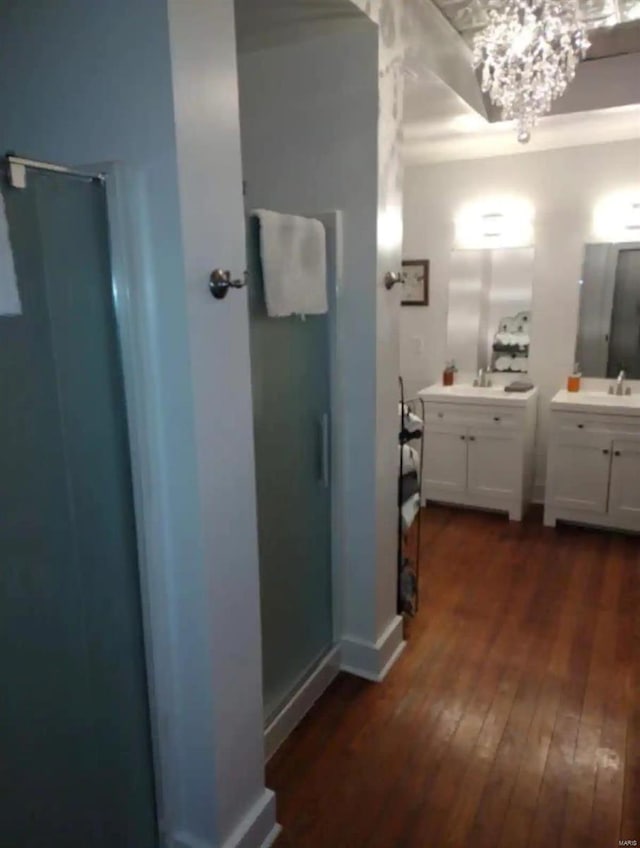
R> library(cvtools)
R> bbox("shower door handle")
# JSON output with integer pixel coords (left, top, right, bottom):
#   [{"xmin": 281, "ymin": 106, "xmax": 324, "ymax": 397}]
[{"xmin": 320, "ymin": 413, "xmax": 330, "ymax": 489}]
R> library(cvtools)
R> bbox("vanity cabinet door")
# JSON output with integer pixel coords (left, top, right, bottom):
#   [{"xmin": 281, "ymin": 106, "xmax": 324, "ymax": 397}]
[
  {"xmin": 547, "ymin": 433, "xmax": 612, "ymax": 513},
  {"xmin": 466, "ymin": 428, "xmax": 520, "ymax": 498},
  {"xmin": 423, "ymin": 423, "xmax": 468, "ymax": 493},
  {"xmin": 608, "ymin": 438, "xmax": 640, "ymax": 528}
]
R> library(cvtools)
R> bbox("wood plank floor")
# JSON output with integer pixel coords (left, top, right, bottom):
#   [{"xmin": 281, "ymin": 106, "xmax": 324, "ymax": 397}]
[{"xmin": 269, "ymin": 506, "xmax": 640, "ymax": 848}]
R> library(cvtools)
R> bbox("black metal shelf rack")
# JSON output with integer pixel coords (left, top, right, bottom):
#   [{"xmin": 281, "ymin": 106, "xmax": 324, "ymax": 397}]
[{"xmin": 397, "ymin": 377, "xmax": 425, "ymax": 617}]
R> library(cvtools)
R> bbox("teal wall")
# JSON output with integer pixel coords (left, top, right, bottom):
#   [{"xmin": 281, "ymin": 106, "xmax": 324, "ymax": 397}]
[
  {"xmin": 0, "ymin": 0, "xmax": 201, "ymax": 588},
  {"xmin": 0, "ymin": 0, "xmax": 203, "ymax": 835}
]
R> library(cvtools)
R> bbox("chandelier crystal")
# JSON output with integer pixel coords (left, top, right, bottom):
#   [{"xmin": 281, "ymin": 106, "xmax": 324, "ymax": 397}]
[{"xmin": 472, "ymin": 0, "xmax": 590, "ymax": 143}]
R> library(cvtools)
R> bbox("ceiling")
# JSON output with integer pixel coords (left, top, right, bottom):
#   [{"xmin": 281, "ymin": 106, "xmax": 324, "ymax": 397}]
[
  {"xmin": 235, "ymin": 0, "xmax": 368, "ymax": 53},
  {"xmin": 404, "ymin": 87, "xmax": 640, "ymax": 162},
  {"xmin": 430, "ymin": 0, "xmax": 640, "ymax": 47},
  {"xmin": 404, "ymin": 0, "xmax": 640, "ymax": 162},
  {"xmin": 233, "ymin": 0, "xmax": 640, "ymax": 162}
]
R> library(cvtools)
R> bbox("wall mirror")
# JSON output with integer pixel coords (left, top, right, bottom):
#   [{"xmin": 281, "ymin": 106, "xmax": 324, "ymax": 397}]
[
  {"xmin": 446, "ymin": 247, "xmax": 534, "ymax": 375},
  {"xmin": 576, "ymin": 242, "xmax": 640, "ymax": 379}
]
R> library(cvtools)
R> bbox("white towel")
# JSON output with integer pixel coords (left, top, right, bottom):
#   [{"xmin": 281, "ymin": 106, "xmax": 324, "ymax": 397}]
[
  {"xmin": 495, "ymin": 355, "xmax": 529, "ymax": 372},
  {"xmin": 0, "ymin": 193, "xmax": 21, "ymax": 316},
  {"xmin": 400, "ymin": 444, "xmax": 420, "ymax": 475},
  {"xmin": 253, "ymin": 210, "xmax": 327, "ymax": 318},
  {"xmin": 399, "ymin": 404, "xmax": 423, "ymax": 435},
  {"xmin": 402, "ymin": 493, "xmax": 420, "ymax": 532}
]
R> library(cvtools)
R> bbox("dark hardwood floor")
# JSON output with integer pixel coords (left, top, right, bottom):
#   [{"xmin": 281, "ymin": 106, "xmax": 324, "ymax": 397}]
[{"xmin": 269, "ymin": 506, "xmax": 640, "ymax": 848}]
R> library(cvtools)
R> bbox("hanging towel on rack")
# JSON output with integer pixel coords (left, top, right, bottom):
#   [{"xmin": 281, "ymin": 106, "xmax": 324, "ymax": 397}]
[
  {"xmin": 0, "ymin": 193, "xmax": 21, "ymax": 316},
  {"xmin": 252, "ymin": 209, "xmax": 328, "ymax": 318}
]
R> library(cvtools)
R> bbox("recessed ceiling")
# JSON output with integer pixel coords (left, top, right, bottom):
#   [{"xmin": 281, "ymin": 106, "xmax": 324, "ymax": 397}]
[
  {"xmin": 404, "ymin": 0, "xmax": 640, "ymax": 162},
  {"xmin": 430, "ymin": 0, "xmax": 640, "ymax": 47},
  {"xmin": 404, "ymin": 84, "xmax": 640, "ymax": 162}
]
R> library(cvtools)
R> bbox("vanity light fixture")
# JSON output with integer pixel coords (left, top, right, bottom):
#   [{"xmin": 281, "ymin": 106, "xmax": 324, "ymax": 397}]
[
  {"xmin": 455, "ymin": 198, "xmax": 535, "ymax": 250},
  {"xmin": 592, "ymin": 191, "xmax": 640, "ymax": 241},
  {"xmin": 481, "ymin": 213, "xmax": 505, "ymax": 238},
  {"xmin": 473, "ymin": 0, "xmax": 590, "ymax": 144},
  {"xmin": 626, "ymin": 202, "xmax": 640, "ymax": 231}
]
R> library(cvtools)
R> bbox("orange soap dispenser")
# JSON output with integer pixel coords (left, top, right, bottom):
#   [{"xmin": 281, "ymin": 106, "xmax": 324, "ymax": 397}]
[
  {"xmin": 443, "ymin": 360, "xmax": 456, "ymax": 386},
  {"xmin": 567, "ymin": 363, "xmax": 581, "ymax": 393}
]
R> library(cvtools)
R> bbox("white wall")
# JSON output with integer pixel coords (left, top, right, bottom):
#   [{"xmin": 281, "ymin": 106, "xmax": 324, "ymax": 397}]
[
  {"xmin": 167, "ymin": 3, "xmax": 275, "ymax": 846},
  {"xmin": 402, "ymin": 138, "xmax": 640, "ymax": 491},
  {"xmin": 0, "ymin": 1, "xmax": 275, "ymax": 846}
]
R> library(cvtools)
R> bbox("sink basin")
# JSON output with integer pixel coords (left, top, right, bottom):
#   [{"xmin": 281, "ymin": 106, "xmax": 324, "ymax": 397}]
[
  {"xmin": 551, "ymin": 389, "xmax": 640, "ymax": 415},
  {"xmin": 442, "ymin": 385, "xmax": 504, "ymax": 395},
  {"xmin": 418, "ymin": 383, "xmax": 537, "ymax": 406}
]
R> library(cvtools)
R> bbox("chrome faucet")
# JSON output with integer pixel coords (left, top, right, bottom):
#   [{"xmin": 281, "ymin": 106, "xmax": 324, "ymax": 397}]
[
  {"xmin": 473, "ymin": 368, "xmax": 492, "ymax": 388},
  {"xmin": 609, "ymin": 369, "xmax": 631, "ymax": 396}
]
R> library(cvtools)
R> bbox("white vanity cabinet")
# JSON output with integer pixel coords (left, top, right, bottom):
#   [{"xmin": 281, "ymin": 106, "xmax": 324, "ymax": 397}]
[
  {"xmin": 545, "ymin": 391, "xmax": 640, "ymax": 532},
  {"xmin": 418, "ymin": 385, "xmax": 539, "ymax": 521}
]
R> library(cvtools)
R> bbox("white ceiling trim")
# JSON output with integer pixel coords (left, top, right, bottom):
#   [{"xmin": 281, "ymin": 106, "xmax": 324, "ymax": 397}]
[{"xmin": 403, "ymin": 104, "xmax": 640, "ymax": 163}]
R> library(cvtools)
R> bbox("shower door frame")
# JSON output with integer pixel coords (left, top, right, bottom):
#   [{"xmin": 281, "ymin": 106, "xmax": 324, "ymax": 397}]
[
  {"xmin": 261, "ymin": 209, "xmax": 348, "ymax": 760},
  {"xmin": 4, "ymin": 155, "xmax": 172, "ymax": 839}
]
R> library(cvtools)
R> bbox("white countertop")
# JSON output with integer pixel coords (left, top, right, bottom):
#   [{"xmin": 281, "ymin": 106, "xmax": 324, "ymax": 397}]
[
  {"xmin": 551, "ymin": 389, "xmax": 640, "ymax": 416},
  {"xmin": 418, "ymin": 383, "xmax": 538, "ymax": 407}
]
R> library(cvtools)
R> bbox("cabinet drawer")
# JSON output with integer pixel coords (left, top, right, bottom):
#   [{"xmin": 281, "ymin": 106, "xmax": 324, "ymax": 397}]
[
  {"xmin": 551, "ymin": 411, "xmax": 640, "ymax": 437},
  {"xmin": 423, "ymin": 402, "xmax": 521, "ymax": 430}
]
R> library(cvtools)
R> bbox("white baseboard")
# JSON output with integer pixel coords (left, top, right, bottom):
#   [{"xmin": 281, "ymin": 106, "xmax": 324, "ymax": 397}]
[
  {"xmin": 258, "ymin": 822, "xmax": 283, "ymax": 848},
  {"xmin": 173, "ymin": 788, "xmax": 279, "ymax": 848},
  {"xmin": 340, "ymin": 615, "xmax": 405, "ymax": 682},
  {"xmin": 264, "ymin": 645, "xmax": 341, "ymax": 762}
]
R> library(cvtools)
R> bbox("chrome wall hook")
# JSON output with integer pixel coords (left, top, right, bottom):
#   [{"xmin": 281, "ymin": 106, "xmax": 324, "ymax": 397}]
[
  {"xmin": 384, "ymin": 271, "xmax": 403, "ymax": 290},
  {"xmin": 209, "ymin": 269, "xmax": 247, "ymax": 300}
]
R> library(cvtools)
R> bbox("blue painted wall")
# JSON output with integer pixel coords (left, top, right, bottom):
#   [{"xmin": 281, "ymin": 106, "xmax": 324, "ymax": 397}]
[
  {"xmin": 0, "ymin": 0, "xmax": 200, "ymax": 576},
  {"xmin": 0, "ymin": 0, "xmax": 203, "ymax": 834}
]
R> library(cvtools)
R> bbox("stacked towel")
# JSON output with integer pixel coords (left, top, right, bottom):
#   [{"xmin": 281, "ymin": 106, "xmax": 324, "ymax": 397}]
[
  {"xmin": 401, "ymin": 493, "xmax": 421, "ymax": 532},
  {"xmin": 0, "ymin": 193, "xmax": 21, "ymax": 316},
  {"xmin": 494, "ymin": 355, "xmax": 529, "ymax": 373},
  {"xmin": 400, "ymin": 444, "xmax": 420, "ymax": 475},
  {"xmin": 252, "ymin": 210, "xmax": 328, "ymax": 318},
  {"xmin": 494, "ymin": 331, "xmax": 530, "ymax": 351},
  {"xmin": 399, "ymin": 404, "xmax": 424, "ymax": 435}
]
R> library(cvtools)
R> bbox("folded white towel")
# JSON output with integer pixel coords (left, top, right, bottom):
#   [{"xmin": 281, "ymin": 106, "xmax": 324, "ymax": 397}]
[
  {"xmin": 0, "ymin": 193, "xmax": 21, "ymax": 316},
  {"xmin": 252, "ymin": 210, "xmax": 328, "ymax": 318},
  {"xmin": 399, "ymin": 404, "xmax": 423, "ymax": 435},
  {"xmin": 400, "ymin": 444, "xmax": 420, "ymax": 475},
  {"xmin": 495, "ymin": 355, "xmax": 529, "ymax": 372},
  {"xmin": 402, "ymin": 493, "xmax": 420, "ymax": 532}
]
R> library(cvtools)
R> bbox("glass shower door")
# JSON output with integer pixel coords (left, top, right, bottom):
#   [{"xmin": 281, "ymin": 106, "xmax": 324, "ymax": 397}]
[
  {"xmin": 247, "ymin": 219, "xmax": 333, "ymax": 721},
  {"xmin": 0, "ymin": 169, "xmax": 156, "ymax": 846}
]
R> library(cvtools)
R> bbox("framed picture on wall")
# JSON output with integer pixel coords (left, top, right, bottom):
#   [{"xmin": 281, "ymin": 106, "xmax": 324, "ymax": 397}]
[{"xmin": 401, "ymin": 260, "xmax": 429, "ymax": 306}]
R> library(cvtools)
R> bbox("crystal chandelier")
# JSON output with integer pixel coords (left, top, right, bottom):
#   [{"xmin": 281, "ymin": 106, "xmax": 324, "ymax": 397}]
[{"xmin": 473, "ymin": 0, "xmax": 590, "ymax": 143}]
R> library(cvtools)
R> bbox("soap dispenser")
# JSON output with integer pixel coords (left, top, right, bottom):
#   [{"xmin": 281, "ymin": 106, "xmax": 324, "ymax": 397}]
[
  {"xmin": 443, "ymin": 360, "xmax": 457, "ymax": 387},
  {"xmin": 567, "ymin": 363, "xmax": 581, "ymax": 393}
]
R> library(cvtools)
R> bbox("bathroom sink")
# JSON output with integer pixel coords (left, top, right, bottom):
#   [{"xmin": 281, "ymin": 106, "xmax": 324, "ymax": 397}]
[
  {"xmin": 441, "ymin": 384, "xmax": 505, "ymax": 396},
  {"xmin": 551, "ymin": 389, "xmax": 640, "ymax": 416},
  {"xmin": 418, "ymin": 383, "xmax": 537, "ymax": 406}
]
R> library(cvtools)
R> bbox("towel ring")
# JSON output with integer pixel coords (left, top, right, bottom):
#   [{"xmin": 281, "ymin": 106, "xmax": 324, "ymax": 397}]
[
  {"xmin": 384, "ymin": 271, "xmax": 403, "ymax": 290},
  {"xmin": 209, "ymin": 269, "xmax": 247, "ymax": 300}
]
